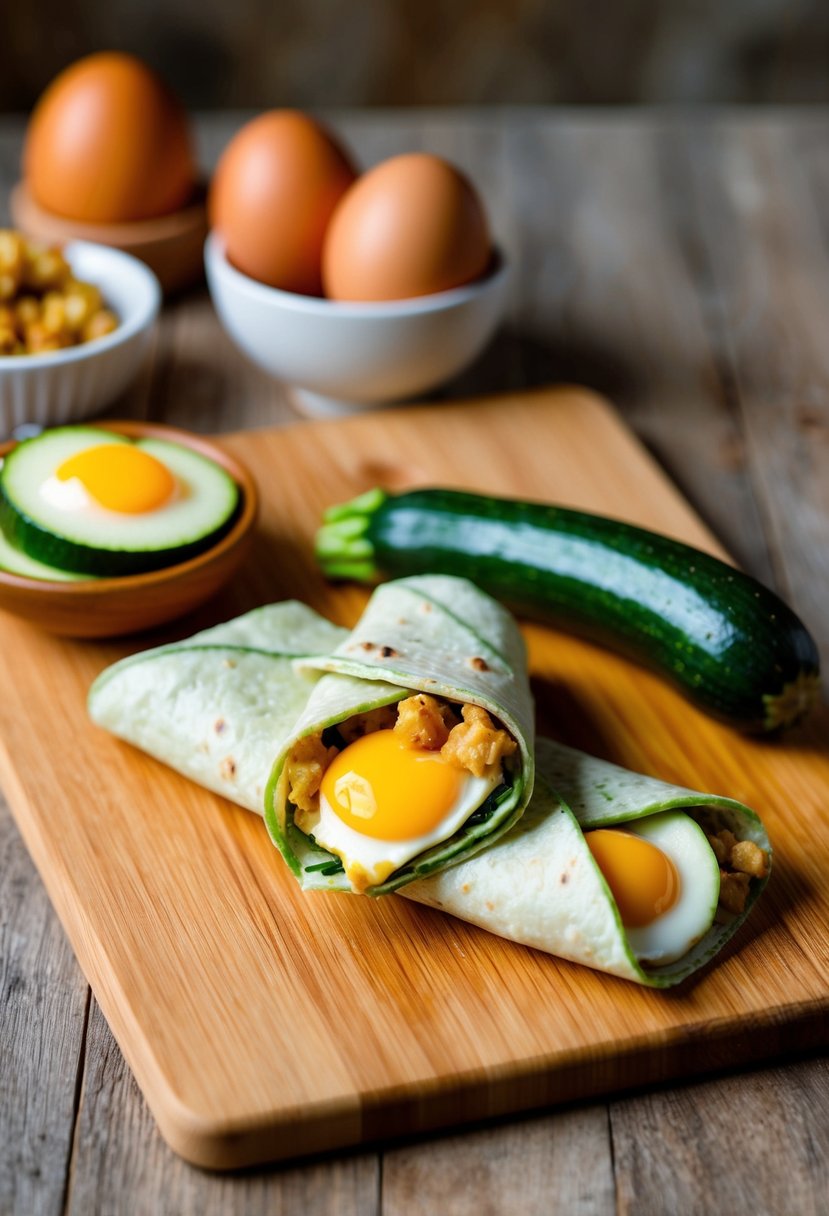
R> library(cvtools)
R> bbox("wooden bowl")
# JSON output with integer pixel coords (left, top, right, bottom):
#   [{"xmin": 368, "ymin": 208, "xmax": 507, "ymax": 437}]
[
  {"xmin": 0, "ymin": 420, "xmax": 258, "ymax": 637},
  {"xmin": 10, "ymin": 182, "xmax": 209, "ymax": 295}
]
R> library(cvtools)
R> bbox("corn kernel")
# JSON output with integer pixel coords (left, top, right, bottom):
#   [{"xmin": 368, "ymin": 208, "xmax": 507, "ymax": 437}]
[
  {"xmin": 0, "ymin": 231, "xmax": 117, "ymax": 356},
  {"xmin": 83, "ymin": 308, "xmax": 118, "ymax": 343}
]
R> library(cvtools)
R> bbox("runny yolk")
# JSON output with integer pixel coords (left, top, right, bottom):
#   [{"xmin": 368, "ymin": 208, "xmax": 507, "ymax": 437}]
[
  {"xmin": 56, "ymin": 444, "xmax": 175, "ymax": 514},
  {"xmin": 585, "ymin": 828, "xmax": 679, "ymax": 928},
  {"xmin": 320, "ymin": 730, "xmax": 462, "ymax": 842}
]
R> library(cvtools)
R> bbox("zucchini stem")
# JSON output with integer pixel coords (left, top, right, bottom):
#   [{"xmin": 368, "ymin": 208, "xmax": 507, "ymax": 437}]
[{"xmin": 315, "ymin": 488, "xmax": 387, "ymax": 580}]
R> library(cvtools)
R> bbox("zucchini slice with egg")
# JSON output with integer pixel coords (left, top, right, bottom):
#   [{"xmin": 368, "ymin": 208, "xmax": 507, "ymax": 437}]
[{"xmin": 0, "ymin": 427, "xmax": 239, "ymax": 576}]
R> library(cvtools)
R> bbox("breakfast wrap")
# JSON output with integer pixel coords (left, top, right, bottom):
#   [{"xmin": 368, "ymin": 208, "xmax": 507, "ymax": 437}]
[
  {"xmin": 90, "ymin": 575, "xmax": 537, "ymax": 895},
  {"xmin": 265, "ymin": 575, "xmax": 535, "ymax": 894},
  {"xmin": 89, "ymin": 586, "xmax": 770, "ymax": 984},
  {"xmin": 87, "ymin": 600, "xmax": 348, "ymax": 815},
  {"xmin": 406, "ymin": 738, "xmax": 771, "ymax": 987}
]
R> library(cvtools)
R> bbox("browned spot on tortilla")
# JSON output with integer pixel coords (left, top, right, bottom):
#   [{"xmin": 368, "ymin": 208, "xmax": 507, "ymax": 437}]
[
  {"xmin": 222, "ymin": 658, "xmax": 237, "ymax": 669},
  {"xmin": 360, "ymin": 641, "xmax": 374, "ymax": 651},
  {"xmin": 560, "ymin": 873, "xmax": 569, "ymax": 884},
  {"xmin": 461, "ymin": 882, "xmax": 471, "ymax": 894},
  {"xmin": 219, "ymin": 757, "xmax": 237, "ymax": 780},
  {"xmin": 485, "ymin": 900, "xmax": 495, "ymax": 911},
  {"xmin": 380, "ymin": 645, "xmax": 399, "ymax": 658},
  {"xmin": 214, "ymin": 718, "xmax": 227, "ymax": 735},
  {"xmin": 420, "ymin": 601, "xmax": 432, "ymax": 613},
  {"xmin": 468, "ymin": 656, "xmax": 490, "ymax": 672}
]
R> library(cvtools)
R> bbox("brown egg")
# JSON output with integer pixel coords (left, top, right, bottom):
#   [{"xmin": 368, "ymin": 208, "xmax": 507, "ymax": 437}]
[
  {"xmin": 24, "ymin": 52, "xmax": 197, "ymax": 224},
  {"xmin": 322, "ymin": 153, "xmax": 491, "ymax": 302},
  {"xmin": 209, "ymin": 111, "xmax": 358, "ymax": 296}
]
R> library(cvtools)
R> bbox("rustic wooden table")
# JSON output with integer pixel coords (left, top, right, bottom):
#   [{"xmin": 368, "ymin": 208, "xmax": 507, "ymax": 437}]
[{"xmin": 1, "ymin": 110, "xmax": 828, "ymax": 1215}]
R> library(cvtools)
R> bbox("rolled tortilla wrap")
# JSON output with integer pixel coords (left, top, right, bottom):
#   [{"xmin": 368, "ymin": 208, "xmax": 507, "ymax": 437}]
[
  {"xmin": 265, "ymin": 575, "xmax": 536, "ymax": 894},
  {"xmin": 87, "ymin": 601, "xmax": 348, "ymax": 814},
  {"xmin": 91, "ymin": 576, "xmax": 536, "ymax": 896},
  {"xmin": 404, "ymin": 738, "xmax": 771, "ymax": 987},
  {"xmin": 89, "ymin": 597, "xmax": 770, "ymax": 984}
]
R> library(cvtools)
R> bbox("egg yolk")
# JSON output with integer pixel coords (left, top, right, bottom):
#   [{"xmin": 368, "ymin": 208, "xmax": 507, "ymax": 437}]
[
  {"xmin": 585, "ymin": 828, "xmax": 679, "ymax": 928},
  {"xmin": 56, "ymin": 444, "xmax": 175, "ymax": 513},
  {"xmin": 320, "ymin": 730, "xmax": 462, "ymax": 842}
]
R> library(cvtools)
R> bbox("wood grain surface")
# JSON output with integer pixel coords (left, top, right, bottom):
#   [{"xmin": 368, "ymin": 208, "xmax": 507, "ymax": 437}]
[
  {"xmin": 1, "ymin": 111, "xmax": 828, "ymax": 1213},
  {"xmin": 0, "ymin": 386, "xmax": 826, "ymax": 1172},
  {"xmin": 4, "ymin": 3, "xmax": 829, "ymax": 110}
]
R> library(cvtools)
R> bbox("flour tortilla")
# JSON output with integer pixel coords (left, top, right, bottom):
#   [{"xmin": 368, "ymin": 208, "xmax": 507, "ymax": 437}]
[
  {"xmin": 90, "ymin": 576, "xmax": 537, "ymax": 895},
  {"xmin": 88, "ymin": 602, "xmax": 347, "ymax": 815},
  {"xmin": 89, "ymin": 595, "xmax": 770, "ymax": 984},
  {"xmin": 405, "ymin": 738, "xmax": 771, "ymax": 987},
  {"xmin": 264, "ymin": 576, "xmax": 536, "ymax": 894}
]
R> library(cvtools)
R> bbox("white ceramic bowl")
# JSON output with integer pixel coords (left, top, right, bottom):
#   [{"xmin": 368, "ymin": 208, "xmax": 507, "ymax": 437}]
[
  {"xmin": 0, "ymin": 241, "xmax": 161, "ymax": 436},
  {"xmin": 204, "ymin": 233, "xmax": 509, "ymax": 416}
]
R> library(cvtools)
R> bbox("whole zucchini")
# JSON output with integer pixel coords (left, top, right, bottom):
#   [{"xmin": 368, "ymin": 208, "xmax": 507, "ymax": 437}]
[{"xmin": 315, "ymin": 488, "xmax": 820, "ymax": 732}]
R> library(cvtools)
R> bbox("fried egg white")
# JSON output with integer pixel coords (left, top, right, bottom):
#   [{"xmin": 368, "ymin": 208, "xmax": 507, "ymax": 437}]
[
  {"xmin": 307, "ymin": 729, "xmax": 502, "ymax": 891},
  {"xmin": 586, "ymin": 811, "xmax": 720, "ymax": 965}
]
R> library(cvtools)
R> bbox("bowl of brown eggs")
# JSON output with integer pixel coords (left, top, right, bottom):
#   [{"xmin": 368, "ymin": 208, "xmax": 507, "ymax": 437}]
[{"xmin": 205, "ymin": 112, "xmax": 509, "ymax": 417}]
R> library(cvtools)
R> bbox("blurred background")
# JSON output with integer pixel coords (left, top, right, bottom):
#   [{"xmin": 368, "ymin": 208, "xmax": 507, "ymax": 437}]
[{"xmin": 4, "ymin": 0, "xmax": 829, "ymax": 110}]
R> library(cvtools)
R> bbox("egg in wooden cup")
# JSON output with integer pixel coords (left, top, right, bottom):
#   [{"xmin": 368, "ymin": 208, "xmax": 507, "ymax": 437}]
[{"xmin": 11, "ymin": 53, "xmax": 207, "ymax": 294}]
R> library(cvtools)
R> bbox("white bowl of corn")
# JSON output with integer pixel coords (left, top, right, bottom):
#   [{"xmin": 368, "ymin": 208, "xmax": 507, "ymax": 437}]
[{"xmin": 0, "ymin": 233, "xmax": 160, "ymax": 435}]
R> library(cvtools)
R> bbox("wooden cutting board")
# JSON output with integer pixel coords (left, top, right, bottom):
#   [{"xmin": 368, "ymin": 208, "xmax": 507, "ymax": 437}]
[{"xmin": 1, "ymin": 387, "xmax": 827, "ymax": 1170}]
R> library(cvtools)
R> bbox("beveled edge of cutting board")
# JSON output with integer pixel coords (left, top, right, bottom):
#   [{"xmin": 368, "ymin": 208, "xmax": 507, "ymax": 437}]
[{"xmin": 150, "ymin": 996, "xmax": 829, "ymax": 1169}]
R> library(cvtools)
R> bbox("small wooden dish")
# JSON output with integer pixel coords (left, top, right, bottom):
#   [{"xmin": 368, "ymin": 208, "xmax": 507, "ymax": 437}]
[
  {"xmin": 0, "ymin": 420, "xmax": 258, "ymax": 637},
  {"xmin": 10, "ymin": 182, "xmax": 209, "ymax": 295}
]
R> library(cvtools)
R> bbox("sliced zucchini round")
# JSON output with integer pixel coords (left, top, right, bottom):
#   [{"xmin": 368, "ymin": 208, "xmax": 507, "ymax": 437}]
[
  {"xmin": 0, "ymin": 521, "xmax": 94, "ymax": 581},
  {"xmin": 0, "ymin": 427, "xmax": 240, "ymax": 576}
]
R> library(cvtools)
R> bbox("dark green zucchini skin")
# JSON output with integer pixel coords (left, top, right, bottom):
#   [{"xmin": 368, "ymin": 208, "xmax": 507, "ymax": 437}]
[
  {"xmin": 0, "ymin": 486, "xmax": 241, "ymax": 577},
  {"xmin": 316, "ymin": 488, "xmax": 820, "ymax": 733}
]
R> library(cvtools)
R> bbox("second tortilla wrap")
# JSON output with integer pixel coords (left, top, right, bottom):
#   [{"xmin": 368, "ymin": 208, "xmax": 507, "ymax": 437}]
[{"xmin": 406, "ymin": 738, "xmax": 770, "ymax": 987}]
